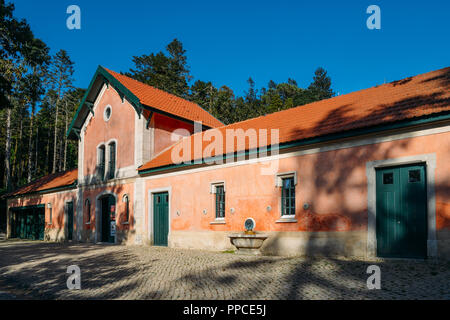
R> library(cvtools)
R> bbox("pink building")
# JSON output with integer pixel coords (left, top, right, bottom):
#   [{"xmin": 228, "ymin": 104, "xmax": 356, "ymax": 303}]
[{"xmin": 5, "ymin": 66, "xmax": 450, "ymax": 259}]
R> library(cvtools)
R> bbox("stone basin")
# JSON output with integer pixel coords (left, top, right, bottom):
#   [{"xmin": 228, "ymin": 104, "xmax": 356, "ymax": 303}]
[{"xmin": 228, "ymin": 233, "xmax": 269, "ymax": 255}]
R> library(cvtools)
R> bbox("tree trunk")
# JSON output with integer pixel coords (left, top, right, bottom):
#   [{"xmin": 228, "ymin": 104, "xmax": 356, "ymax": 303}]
[
  {"xmin": 52, "ymin": 100, "xmax": 59, "ymax": 173},
  {"xmin": 27, "ymin": 103, "xmax": 35, "ymax": 183},
  {"xmin": 45, "ymin": 126, "xmax": 50, "ymax": 174},
  {"xmin": 63, "ymin": 103, "xmax": 68, "ymax": 171},
  {"xmin": 34, "ymin": 127, "xmax": 39, "ymax": 177},
  {"xmin": 17, "ymin": 120, "xmax": 23, "ymax": 185},
  {"xmin": 4, "ymin": 107, "xmax": 12, "ymax": 191}
]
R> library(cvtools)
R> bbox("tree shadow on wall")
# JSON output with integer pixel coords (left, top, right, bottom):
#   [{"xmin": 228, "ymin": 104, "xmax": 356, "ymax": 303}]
[{"xmin": 165, "ymin": 70, "xmax": 450, "ymax": 300}]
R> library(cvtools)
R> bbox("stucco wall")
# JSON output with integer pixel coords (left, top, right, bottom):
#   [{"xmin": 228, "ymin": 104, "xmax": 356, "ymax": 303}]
[
  {"xmin": 152, "ymin": 113, "xmax": 194, "ymax": 156},
  {"xmin": 80, "ymin": 182, "xmax": 135, "ymax": 244},
  {"xmin": 142, "ymin": 128, "xmax": 450, "ymax": 257},
  {"xmin": 83, "ymin": 86, "xmax": 135, "ymax": 179},
  {"xmin": 7, "ymin": 189, "xmax": 78, "ymax": 242}
]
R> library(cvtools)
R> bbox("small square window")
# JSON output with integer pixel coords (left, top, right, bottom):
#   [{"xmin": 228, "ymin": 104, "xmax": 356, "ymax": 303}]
[
  {"xmin": 383, "ymin": 173, "xmax": 393, "ymax": 184},
  {"xmin": 409, "ymin": 170, "xmax": 421, "ymax": 183}
]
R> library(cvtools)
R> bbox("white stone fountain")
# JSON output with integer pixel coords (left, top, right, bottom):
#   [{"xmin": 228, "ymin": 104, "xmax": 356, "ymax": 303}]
[{"xmin": 228, "ymin": 218, "xmax": 268, "ymax": 255}]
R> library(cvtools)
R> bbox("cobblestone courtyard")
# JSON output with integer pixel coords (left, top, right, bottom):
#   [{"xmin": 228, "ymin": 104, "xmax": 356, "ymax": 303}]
[{"xmin": 0, "ymin": 240, "xmax": 448, "ymax": 300}]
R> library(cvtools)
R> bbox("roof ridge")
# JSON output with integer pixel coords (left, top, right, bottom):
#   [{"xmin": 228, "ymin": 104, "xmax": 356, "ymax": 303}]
[
  {"xmin": 138, "ymin": 66, "xmax": 450, "ymax": 172},
  {"xmin": 218, "ymin": 66, "xmax": 450, "ymax": 129},
  {"xmin": 103, "ymin": 67, "xmax": 224, "ymax": 125}
]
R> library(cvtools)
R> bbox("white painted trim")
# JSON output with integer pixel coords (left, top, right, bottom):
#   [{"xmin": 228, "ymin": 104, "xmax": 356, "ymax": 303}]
[
  {"xmin": 94, "ymin": 191, "xmax": 118, "ymax": 244},
  {"xmin": 210, "ymin": 181, "xmax": 225, "ymax": 193},
  {"xmin": 135, "ymin": 112, "xmax": 143, "ymax": 168},
  {"xmin": 366, "ymin": 153, "xmax": 437, "ymax": 258},
  {"xmin": 147, "ymin": 187, "xmax": 172, "ymax": 246},
  {"xmin": 81, "ymin": 166, "xmax": 137, "ymax": 186},
  {"xmin": 142, "ymin": 123, "xmax": 450, "ymax": 181},
  {"xmin": 275, "ymin": 171, "xmax": 297, "ymax": 187},
  {"xmin": 103, "ymin": 104, "xmax": 112, "ymax": 122},
  {"xmin": 133, "ymin": 177, "xmax": 144, "ymax": 244}
]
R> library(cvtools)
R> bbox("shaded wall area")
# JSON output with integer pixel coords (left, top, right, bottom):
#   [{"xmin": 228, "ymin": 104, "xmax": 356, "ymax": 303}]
[
  {"xmin": 6, "ymin": 189, "xmax": 78, "ymax": 241},
  {"xmin": 142, "ymin": 127, "xmax": 450, "ymax": 257}
]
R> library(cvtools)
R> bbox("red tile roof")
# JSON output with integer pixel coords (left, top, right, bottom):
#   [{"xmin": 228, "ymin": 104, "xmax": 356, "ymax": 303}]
[
  {"xmin": 4, "ymin": 169, "xmax": 78, "ymax": 197},
  {"xmin": 139, "ymin": 67, "xmax": 450, "ymax": 172},
  {"xmin": 104, "ymin": 68, "xmax": 223, "ymax": 128}
]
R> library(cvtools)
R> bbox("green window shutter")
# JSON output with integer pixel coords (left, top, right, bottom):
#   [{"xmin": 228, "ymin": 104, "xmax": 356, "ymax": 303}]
[
  {"xmin": 215, "ymin": 186, "xmax": 225, "ymax": 218},
  {"xmin": 109, "ymin": 142, "xmax": 116, "ymax": 179},
  {"xmin": 281, "ymin": 177, "xmax": 295, "ymax": 216}
]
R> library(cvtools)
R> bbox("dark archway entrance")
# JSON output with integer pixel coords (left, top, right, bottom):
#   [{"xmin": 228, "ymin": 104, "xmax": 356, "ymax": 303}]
[{"xmin": 99, "ymin": 195, "xmax": 116, "ymax": 243}]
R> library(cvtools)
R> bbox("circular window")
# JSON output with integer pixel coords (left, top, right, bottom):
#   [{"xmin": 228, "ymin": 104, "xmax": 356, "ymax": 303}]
[{"xmin": 104, "ymin": 105, "xmax": 112, "ymax": 121}]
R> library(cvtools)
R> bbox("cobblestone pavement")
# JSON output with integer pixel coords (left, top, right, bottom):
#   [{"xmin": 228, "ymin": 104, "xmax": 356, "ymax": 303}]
[{"xmin": 0, "ymin": 240, "xmax": 448, "ymax": 300}]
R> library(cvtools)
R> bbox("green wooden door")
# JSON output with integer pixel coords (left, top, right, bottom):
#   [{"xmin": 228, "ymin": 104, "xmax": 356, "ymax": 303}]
[
  {"xmin": 67, "ymin": 202, "xmax": 74, "ymax": 241},
  {"xmin": 376, "ymin": 164, "xmax": 427, "ymax": 258},
  {"xmin": 101, "ymin": 196, "xmax": 115, "ymax": 243},
  {"xmin": 153, "ymin": 192, "xmax": 169, "ymax": 246},
  {"xmin": 37, "ymin": 211, "xmax": 45, "ymax": 240}
]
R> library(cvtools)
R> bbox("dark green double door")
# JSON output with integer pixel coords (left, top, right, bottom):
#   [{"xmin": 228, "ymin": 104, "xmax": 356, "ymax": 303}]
[
  {"xmin": 11, "ymin": 206, "xmax": 45, "ymax": 240},
  {"xmin": 153, "ymin": 192, "xmax": 169, "ymax": 246},
  {"xmin": 376, "ymin": 164, "xmax": 427, "ymax": 258}
]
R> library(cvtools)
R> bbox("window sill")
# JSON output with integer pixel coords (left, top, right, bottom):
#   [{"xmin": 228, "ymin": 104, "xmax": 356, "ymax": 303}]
[
  {"xmin": 275, "ymin": 217, "xmax": 298, "ymax": 223},
  {"xmin": 210, "ymin": 219, "xmax": 226, "ymax": 225}
]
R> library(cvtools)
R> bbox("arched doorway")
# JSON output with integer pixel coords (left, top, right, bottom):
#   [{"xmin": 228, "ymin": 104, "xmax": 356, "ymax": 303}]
[{"xmin": 98, "ymin": 194, "xmax": 116, "ymax": 243}]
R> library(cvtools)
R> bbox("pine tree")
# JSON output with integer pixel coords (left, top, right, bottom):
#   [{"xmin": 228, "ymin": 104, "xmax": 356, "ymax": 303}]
[
  {"xmin": 126, "ymin": 39, "xmax": 192, "ymax": 98},
  {"xmin": 46, "ymin": 49, "xmax": 74, "ymax": 173},
  {"xmin": 308, "ymin": 67, "xmax": 335, "ymax": 100},
  {"xmin": 0, "ymin": 0, "xmax": 44, "ymax": 191}
]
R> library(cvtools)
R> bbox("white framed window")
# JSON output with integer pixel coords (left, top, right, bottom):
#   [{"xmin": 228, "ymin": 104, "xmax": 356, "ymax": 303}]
[
  {"xmin": 97, "ymin": 145, "xmax": 106, "ymax": 180},
  {"xmin": 108, "ymin": 141, "xmax": 116, "ymax": 180},
  {"xmin": 103, "ymin": 104, "xmax": 112, "ymax": 122},
  {"xmin": 122, "ymin": 194, "xmax": 130, "ymax": 223},
  {"xmin": 210, "ymin": 182, "xmax": 225, "ymax": 220},
  {"xmin": 276, "ymin": 172, "xmax": 297, "ymax": 218},
  {"xmin": 47, "ymin": 203, "xmax": 52, "ymax": 225}
]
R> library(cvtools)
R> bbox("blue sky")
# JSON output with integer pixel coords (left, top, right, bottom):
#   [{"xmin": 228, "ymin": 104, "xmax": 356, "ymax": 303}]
[{"xmin": 11, "ymin": 0, "xmax": 450, "ymax": 97}]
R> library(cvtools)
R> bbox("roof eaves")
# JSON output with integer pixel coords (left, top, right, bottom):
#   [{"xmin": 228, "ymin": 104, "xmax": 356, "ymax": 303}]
[
  {"xmin": 66, "ymin": 66, "xmax": 144, "ymax": 138},
  {"xmin": 138, "ymin": 111, "xmax": 450, "ymax": 175},
  {"xmin": 3, "ymin": 180, "xmax": 78, "ymax": 199}
]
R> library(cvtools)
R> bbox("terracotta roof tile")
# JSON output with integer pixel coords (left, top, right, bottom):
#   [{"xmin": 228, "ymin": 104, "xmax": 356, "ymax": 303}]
[
  {"xmin": 5, "ymin": 169, "xmax": 78, "ymax": 197},
  {"xmin": 104, "ymin": 68, "xmax": 223, "ymax": 128},
  {"xmin": 139, "ymin": 67, "xmax": 450, "ymax": 172}
]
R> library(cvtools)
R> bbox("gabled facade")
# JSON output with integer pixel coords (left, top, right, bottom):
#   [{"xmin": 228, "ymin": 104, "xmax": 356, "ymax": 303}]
[{"xmin": 4, "ymin": 66, "xmax": 450, "ymax": 259}]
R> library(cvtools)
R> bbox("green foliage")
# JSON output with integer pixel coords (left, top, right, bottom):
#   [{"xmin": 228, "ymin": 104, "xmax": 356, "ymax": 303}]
[
  {"xmin": 126, "ymin": 39, "xmax": 192, "ymax": 98},
  {"xmin": 308, "ymin": 67, "xmax": 335, "ymax": 100},
  {"xmin": 0, "ymin": 1, "xmax": 80, "ymax": 191},
  {"xmin": 124, "ymin": 40, "xmax": 335, "ymax": 126}
]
